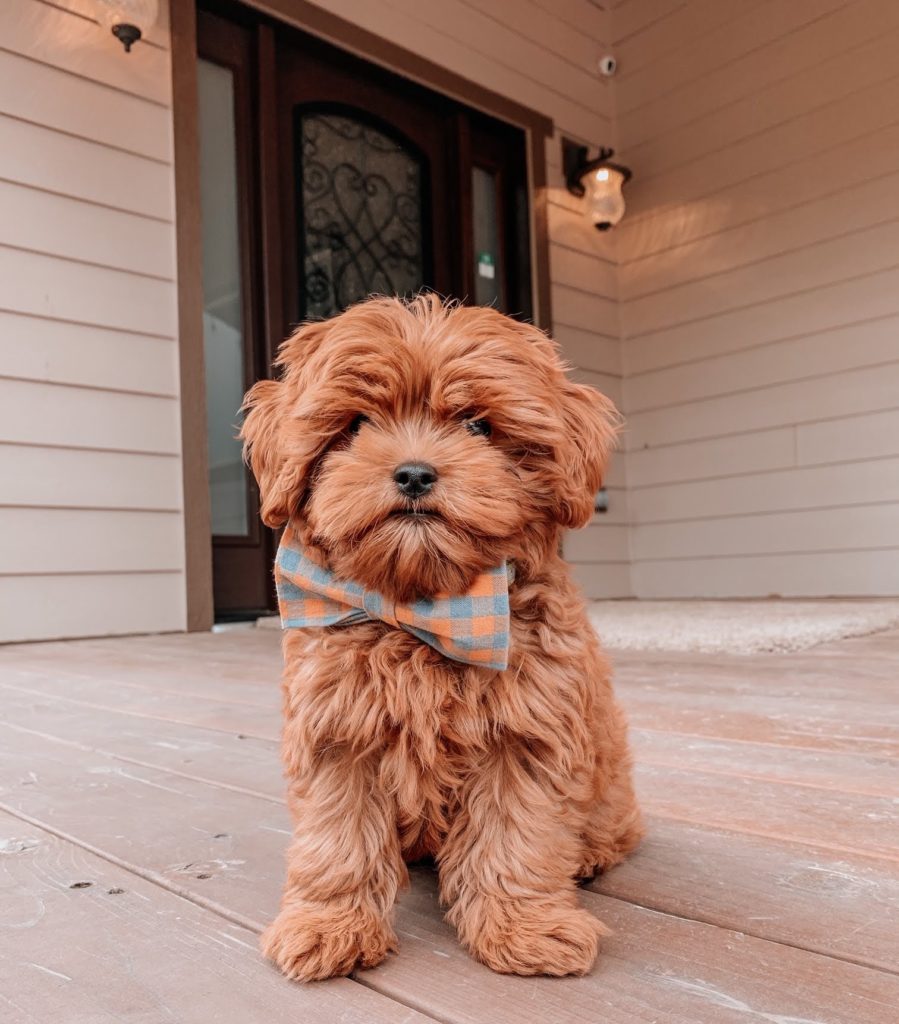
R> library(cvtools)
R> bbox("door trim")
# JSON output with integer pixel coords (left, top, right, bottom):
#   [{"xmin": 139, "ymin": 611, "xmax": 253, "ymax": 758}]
[
  {"xmin": 171, "ymin": 0, "xmax": 213, "ymax": 631},
  {"xmin": 170, "ymin": 0, "xmax": 555, "ymax": 631}
]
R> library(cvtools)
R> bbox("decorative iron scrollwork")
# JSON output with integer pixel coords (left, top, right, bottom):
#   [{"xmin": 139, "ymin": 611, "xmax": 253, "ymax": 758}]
[{"xmin": 297, "ymin": 112, "xmax": 425, "ymax": 319}]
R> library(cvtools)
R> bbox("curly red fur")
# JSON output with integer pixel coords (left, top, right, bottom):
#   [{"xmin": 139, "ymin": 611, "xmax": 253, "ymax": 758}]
[{"xmin": 241, "ymin": 296, "xmax": 643, "ymax": 980}]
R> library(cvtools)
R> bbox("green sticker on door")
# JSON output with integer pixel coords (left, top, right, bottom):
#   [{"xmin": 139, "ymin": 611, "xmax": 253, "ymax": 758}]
[{"xmin": 477, "ymin": 252, "xmax": 496, "ymax": 279}]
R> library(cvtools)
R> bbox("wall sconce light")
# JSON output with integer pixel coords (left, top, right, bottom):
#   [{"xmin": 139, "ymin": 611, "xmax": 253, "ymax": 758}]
[
  {"xmin": 93, "ymin": 0, "xmax": 159, "ymax": 53},
  {"xmin": 563, "ymin": 139, "xmax": 632, "ymax": 231}
]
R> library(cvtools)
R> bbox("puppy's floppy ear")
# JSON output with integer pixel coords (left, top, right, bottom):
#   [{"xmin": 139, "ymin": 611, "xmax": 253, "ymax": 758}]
[
  {"xmin": 240, "ymin": 319, "xmax": 332, "ymax": 528},
  {"xmin": 240, "ymin": 378, "xmax": 291, "ymax": 528},
  {"xmin": 554, "ymin": 379, "xmax": 621, "ymax": 529}
]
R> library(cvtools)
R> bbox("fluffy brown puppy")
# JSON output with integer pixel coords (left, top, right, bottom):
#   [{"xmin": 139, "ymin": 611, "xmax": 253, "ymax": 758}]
[{"xmin": 241, "ymin": 295, "xmax": 642, "ymax": 981}]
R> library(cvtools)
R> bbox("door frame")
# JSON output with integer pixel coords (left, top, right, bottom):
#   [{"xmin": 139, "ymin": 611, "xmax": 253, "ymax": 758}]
[{"xmin": 170, "ymin": 0, "xmax": 555, "ymax": 631}]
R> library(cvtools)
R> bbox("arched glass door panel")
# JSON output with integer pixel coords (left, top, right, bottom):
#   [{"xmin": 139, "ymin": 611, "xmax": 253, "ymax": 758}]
[{"xmin": 295, "ymin": 108, "xmax": 427, "ymax": 319}]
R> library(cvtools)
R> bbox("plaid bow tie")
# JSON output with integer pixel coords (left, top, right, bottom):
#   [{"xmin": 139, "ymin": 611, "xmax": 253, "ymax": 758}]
[{"xmin": 275, "ymin": 525, "xmax": 512, "ymax": 670}]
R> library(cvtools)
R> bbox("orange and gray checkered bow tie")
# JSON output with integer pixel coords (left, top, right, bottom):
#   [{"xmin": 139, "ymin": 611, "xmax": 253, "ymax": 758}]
[{"xmin": 275, "ymin": 524, "xmax": 512, "ymax": 671}]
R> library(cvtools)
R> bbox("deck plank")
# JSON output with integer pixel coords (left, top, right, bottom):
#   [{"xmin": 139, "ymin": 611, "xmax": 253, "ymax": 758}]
[
  {"xmin": 9, "ymin": 674, "xmax": 895, "ymax": 808},
  {"xmin": 635, "ymin": 763, "xmax": 899, "ymax": 859},
  {"xmin": 590, "ymin": 818, "xmax": 899, "ymax": 974},
  {"xmin": 617, "ymin": 669, "xmax": 899, "ymax": 754},
  {"xmin": 13, "ymin": 626, "xmax": 899, "ymax": 707},
  {"xmin": 608, "ymin": 629, "xmax": 899, "ymax": 667},
  {"xmin": 2, "ymin": 661, "xmax": 279, "ymax": 711},
  {"xmin": 612, "ymin": 636, "xmax": 899, "ymax": 757},
  {"xmin": 632, "ymin": 728, "xmax": 897, "ymax": 795},
  {"xmin": 0, "ymin": 671, "xmax": 280, "ymax": 741},
  {"xmin": 9, "ymin": 660, "xmax": 898, "ymax": 758},
  {"xmin": 1, "ymin": 716, "xmax": 898, "ymax": 1022},
  {"xmin": 0, "ymin": 808, "xmax": 434, "ymax": 1024},
  {"xmin": 3, "ymin": 678, "xmax": 895, "ymax": 856},
  {"xmin": 9, "ymin": 630, "xmax": 898, "ymax": 758},
  {"xmin": 624, "ymin": 699, "xmax": 898, "ymax": 756},
  {"xmin": 8, "ymin": 647, "xmax": 899, "ymax": 790},
  {"xmin": 2, "ymin": 630, "xmax": 283, "ymax": 677}
]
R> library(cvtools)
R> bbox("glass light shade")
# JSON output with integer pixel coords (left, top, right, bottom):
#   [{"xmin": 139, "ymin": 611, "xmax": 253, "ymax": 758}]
[
  {"xmin": 584, "ymin": 166, "xmax": 627, "ymax": 230},
  {"xmin": 94, "ymin": 0, "xmax": 158, "ymax": 32}
]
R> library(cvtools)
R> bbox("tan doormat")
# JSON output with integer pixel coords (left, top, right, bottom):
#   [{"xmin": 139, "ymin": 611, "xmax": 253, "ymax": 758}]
[{"xmin": 588, "ymin": 600, "xmax": 899, "ymax": 655}]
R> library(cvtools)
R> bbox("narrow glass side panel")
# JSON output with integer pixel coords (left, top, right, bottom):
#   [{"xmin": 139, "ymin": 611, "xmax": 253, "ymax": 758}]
[
  {"xmin": 198, "ymin": 58, "xmax": 248, "ymax": 537},
  {"xmin": 472, "ymin": 165, "xmax": 504, "ymax": 309}
]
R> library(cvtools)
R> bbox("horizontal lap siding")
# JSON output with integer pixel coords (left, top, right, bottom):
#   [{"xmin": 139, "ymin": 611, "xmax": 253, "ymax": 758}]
[
  {"xmin": 0, "ymin": 445, "xmax": 182, "ymax": 510},
  {"xmin": 631, "ymin": 552, "xmax": 899, "ymax": 600},
  {"xmin": 9, "ymin": 0, "xmax": 894, "ymax": 615},
  {"xmin": 615, "ymin": 0, "xmax": 899, "ymax": 597},
  {"xmin": 0, "ymin": 0, "xmax": 183, "ymax": 641},
  {"xmin": 0, "ymin": 573, "xmax": 185, "ymax": 642},
  {"xmin": 304, "ymin": 0, "xmax": 631, "ymax": 595}
]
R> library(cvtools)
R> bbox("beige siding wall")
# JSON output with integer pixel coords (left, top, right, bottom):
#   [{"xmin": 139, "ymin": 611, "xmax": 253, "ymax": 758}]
[
  {"xmin": 7, "ymin": 0, "xmax": 891, "ymax": 641},
  {"xmin": 615, "ymin": 0, "xmax": 899, "ymax": 597},
  {"xmin": 0, "ymin": 0, "xmax": 185, "ymax": 641},
  {"xmin": 302, "ymin": 0, "xmax": 632, "ymax": 597}
]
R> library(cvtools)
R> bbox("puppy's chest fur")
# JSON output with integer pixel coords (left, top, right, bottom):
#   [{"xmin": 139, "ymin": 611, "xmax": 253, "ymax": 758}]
[{"xmin": 280, "ymin": 590, "xmax": 598, "ymax": 859}]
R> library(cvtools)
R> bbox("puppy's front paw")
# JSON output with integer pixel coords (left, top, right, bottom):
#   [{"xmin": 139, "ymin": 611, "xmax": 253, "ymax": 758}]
[
  {"xmin": 463, "ymin": 896, "xmax": 607, "ymax": 977},
  {"xmin": 262, "ymin": 901, "xmax": 397, "ymax": 981}
]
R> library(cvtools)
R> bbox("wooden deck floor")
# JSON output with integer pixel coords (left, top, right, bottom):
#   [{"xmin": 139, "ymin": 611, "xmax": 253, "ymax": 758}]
[{"xmin": 1, "ymin": 625, "xmax": 897, "ymax": 1023}]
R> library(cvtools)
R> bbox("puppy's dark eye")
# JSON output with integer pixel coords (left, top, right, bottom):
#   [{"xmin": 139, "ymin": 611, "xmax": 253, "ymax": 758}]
[
  {"xmin": 347, "ymin": 414, "xmax": 368, "ymax": 435},
  {"xmin": 464, "ymin": 417, "xmax": 491, "ymax": 438}
]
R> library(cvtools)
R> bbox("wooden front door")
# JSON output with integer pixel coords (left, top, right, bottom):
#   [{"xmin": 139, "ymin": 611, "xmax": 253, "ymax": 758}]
[
  {"xmin": 276, "ymin": 32, "xmax": 459, "ymax": 323},
  {"xmin": 197, "ymin": 4, "xmax": 533, "ymax": 620}
]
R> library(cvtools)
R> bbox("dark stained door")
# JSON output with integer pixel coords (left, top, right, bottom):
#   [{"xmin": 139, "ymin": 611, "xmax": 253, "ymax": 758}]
[
  {"xmin": 197, "ymin": 4, "xmax": 532, "ymax": 620},
  {"xmin": 276, "ymin": 30, "xmax": 461, "ymax": 324}
]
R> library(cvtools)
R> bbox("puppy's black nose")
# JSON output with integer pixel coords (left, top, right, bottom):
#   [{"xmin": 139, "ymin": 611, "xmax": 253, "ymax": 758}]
[{"xmin": 393, "ymin": 462, "xmax": 438, "ymax": 498}]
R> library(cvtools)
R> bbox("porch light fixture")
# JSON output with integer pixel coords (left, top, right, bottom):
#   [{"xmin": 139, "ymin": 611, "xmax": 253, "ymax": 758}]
[
  {"xmin": 93, "ymin": 0, "xmax": 158, "ymax": 53},
  {"xmin": 563, "ymin": 139, "xmax": 632, "ymax": 231}
]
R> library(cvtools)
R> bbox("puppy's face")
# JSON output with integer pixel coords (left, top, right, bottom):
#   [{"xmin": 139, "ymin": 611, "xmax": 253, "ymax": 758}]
[{"xmin": 242, "ymin": 297, "xmax": 618, "ymax": 601}]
